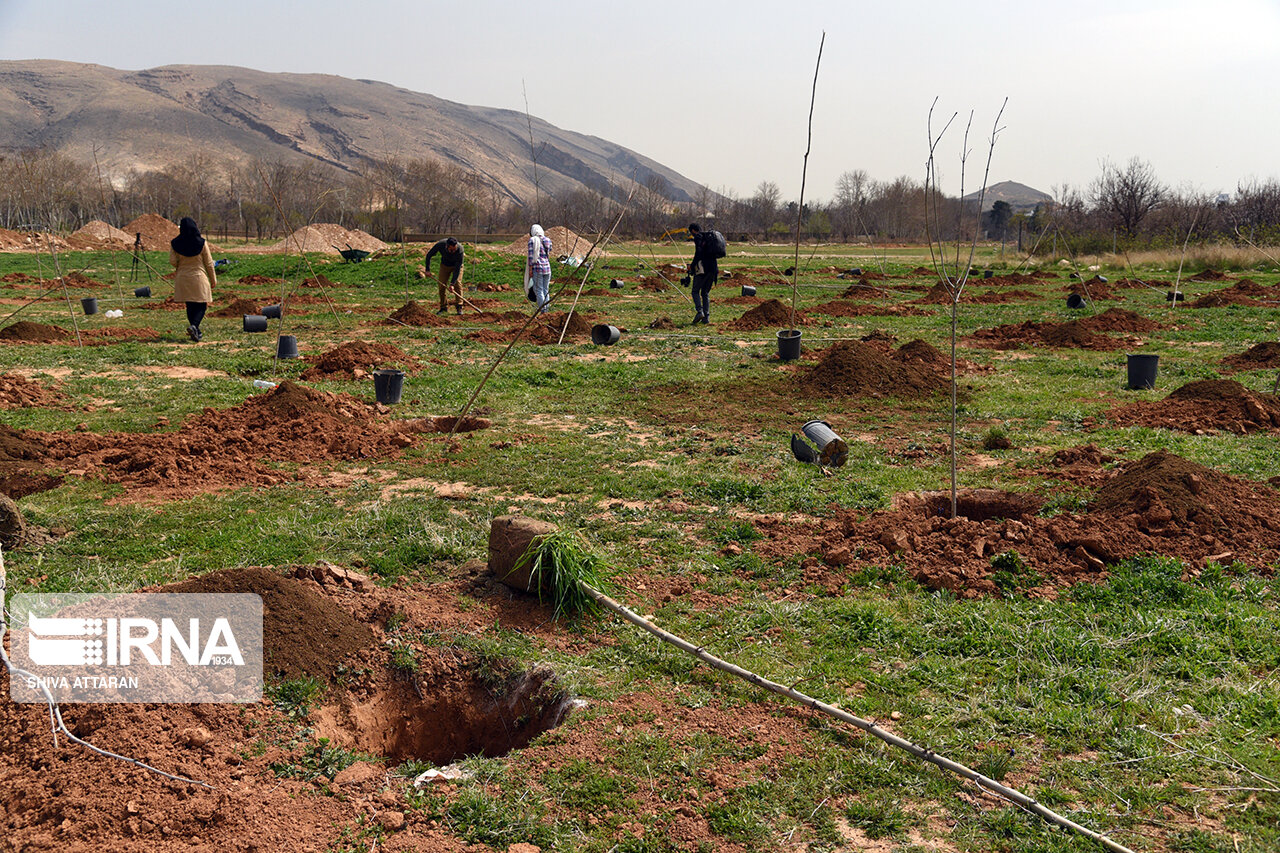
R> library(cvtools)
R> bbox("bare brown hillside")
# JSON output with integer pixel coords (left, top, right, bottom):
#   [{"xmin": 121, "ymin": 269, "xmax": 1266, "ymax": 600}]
[{"xmin": 0, "ymin": 60, "xmax": 705, "ymax": 206}]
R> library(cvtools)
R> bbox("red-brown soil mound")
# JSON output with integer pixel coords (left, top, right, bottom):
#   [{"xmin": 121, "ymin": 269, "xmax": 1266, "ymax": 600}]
[
  {"xmin": 381, "ymin": 300, "xmax": 451, "ymax": 327},
  {"xmin": 838, "ymin": 280, "xmax": 891, "ymax": 299},
  {"xmin": 968, "ymin": 319, "xmax": 1131, "ymax": 350},
  {"xmin": 211, "ymin": 297, "xmax": 262, "ymax": 317},
  {"xmin": 3, "ymin": 381, "xmax": 488, "ymax": 502},
  {"xmin": 1109, "ymin": 379, "xmax": 1280, "ymax": 433},
  {"xmin": 799, "ymin": 341, "xmax": 947, "ymax": 398},
  {"xmin": 0, "ymin": 424, "xmax": 64, "ymax": 497},
  {"xmin": 754, "ymin": 451, "xmax": 1280, "ymax": 597},
  {"xmin": 523, "ymin": 311, "xmax": 595, "ymax": 344},
  {"xmin": 649, "ymin": 316, "xmax": 676, "ymax": 330},
  {"xmin": 164, "ymin": 566, "xmax": 376, "ymax": 680},
  {"xmin": 0, "ymin": 321, "xmax": 72, "ymax": 342},
  {"xmin": 1222, "ymin": 341, "xmax": 1280, "ymax": 371},
  {"xmin": 300, "ymin": 341, "xmax": 421, "ymax": 380},
  {"xmin": 1077, "ymin": 308, "xmax": 1161, "ymax": 333},
  {"xmin": 122, "ymin": 213, "xmax": 180, "ymax": 251},
  {"xmin": 0, "ymin": 373, "xmax": 66, "ymax": 409},
  {"xmin": 724, "ymin": 298, "xmax": 807, "ymax": 331},
  {"xmin": 237, "ymin": 274, "xmax": 286, "ymax": 286},
  {"xmin": 1189, "ymin": 268, "xmax": 1229, "ymax": 281},
  {"xmin": 1189, "ymin": 291, "xmax": 1261, "ymax": 308},
  {"xmin": 969, "ymin": 289, "xmax": 1039, "ymax": 304}
]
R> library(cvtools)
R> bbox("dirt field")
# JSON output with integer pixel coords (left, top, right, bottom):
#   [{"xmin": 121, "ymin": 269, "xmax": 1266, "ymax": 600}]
[{"xmin": 2, "ymin": 242, "xmax": 1278, "ymax": 852}]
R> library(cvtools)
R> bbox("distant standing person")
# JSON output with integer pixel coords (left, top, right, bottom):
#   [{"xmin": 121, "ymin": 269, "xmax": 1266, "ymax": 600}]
[
  {"xmin": 169, "ymin": 217, "xmax": 217, "ymax": 341},
  {"xmin": 424, "ymin": 237, "xmax": 465, "ymax": 315},
  {"xmin": 686, "ymin": 222, "xmax": 717, "ymax": 325},
  {"xmin": 525, "ymin": 224, "xmax": 552, "ymax": 314}
]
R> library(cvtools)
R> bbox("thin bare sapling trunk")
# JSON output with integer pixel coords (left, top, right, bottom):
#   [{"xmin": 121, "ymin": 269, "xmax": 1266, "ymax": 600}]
[
  {"xmin": 789, "ymin": 32, "xmax": 826, "ymax": 330},
  {"xmin": 925, "ymin": 98, "xmax": 1006, "ymax": 518}
]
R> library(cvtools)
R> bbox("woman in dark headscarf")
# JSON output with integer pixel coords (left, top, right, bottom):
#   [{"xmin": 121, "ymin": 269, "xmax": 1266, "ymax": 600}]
[{"xmin": 169, "ymin": 217, "xmax": 217, "ymax": 341}]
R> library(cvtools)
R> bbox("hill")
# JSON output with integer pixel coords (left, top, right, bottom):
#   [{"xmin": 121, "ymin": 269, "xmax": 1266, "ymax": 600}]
[
  {"xmin": 964, "ymin": 180, "xmax": 1053, "ymax": 212},
  {"xmin": 0, "ymin": 60, "xmax": 705, "ymax": 205}
]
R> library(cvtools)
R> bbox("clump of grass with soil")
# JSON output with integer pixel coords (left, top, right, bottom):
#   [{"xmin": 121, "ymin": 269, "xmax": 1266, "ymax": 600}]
[{"xmin": 513, "ymin": 528, "xmax": 610, "ymax": 619}]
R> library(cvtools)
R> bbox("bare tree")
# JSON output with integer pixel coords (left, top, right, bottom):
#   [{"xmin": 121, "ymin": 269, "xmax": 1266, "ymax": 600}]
[
  {"xmin": 1090, "ymin": 156, "xmax": 1165, "ymax": 237},
  {"xmin": 832, "ymin": 169, "xmax": 871, "ymax": 240}
]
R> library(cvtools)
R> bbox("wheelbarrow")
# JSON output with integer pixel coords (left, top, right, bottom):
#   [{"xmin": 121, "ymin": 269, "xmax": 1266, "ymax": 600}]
[{"xmin": 334, "ymin": 244, "xmax": 371, "ymax": 263}]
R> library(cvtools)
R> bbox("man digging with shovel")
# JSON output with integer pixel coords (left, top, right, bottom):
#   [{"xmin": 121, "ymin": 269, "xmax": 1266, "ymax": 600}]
[{"xmin": 425, "ymin": 236, "xmax": 465, "ymax": 315}]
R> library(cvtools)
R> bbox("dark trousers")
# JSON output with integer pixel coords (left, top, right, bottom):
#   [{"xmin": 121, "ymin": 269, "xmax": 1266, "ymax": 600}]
[
  {"xmin": 185, "ymin": 302, "xmax": 208, "ymax": 328},
  {"xmin": 692, "ymin": 274, "xmax": 713, "ymax": 317}
]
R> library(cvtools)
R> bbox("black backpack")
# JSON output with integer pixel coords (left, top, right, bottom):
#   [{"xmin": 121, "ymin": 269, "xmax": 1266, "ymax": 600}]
[{"xmin": 704, "ymin": 229, "xmax": 727, "ymax": 259}]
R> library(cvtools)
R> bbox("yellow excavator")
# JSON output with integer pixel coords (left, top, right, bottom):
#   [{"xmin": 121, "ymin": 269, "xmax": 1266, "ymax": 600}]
[{"xmin": 658, "ymin": 226, "xmax": 688, "ymax": 242}]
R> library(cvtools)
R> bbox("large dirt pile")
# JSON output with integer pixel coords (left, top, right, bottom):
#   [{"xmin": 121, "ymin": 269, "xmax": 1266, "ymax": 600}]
[
  {"xmin": 122, "ymin": 214, "xmax": 180, "ymax": 250},
  {"xmin": 381, "ymin": 300, "xmax": 450, "ymax": 327},
  {"xmin": 3, "ymin": 381, "xmax": 488, "ymax": 501},
  {"xmin": 300, "ymin": 340, "xmax": 421, "ymax": 380},
  {"xmin": 0, "ymin": 373, "xmax": 66, "ymax": 409},
  {"xmin": 68, "ymin": 220, "xmax": 133, "ymax": 247},
  {"xmin": 724, "ymin": 298, "xmax": 806, "ymax": 331},
  {"xmin": 800, "ymin": 341, "xmax": 947, "ymax": 398},
  {"xmin": 264, "ymin": 224, "xmax": 388, "ymax": 255},
  {"xmin": 0, "ymin": 321, "xmax": 72, "ymax": 343},
  {"xmin": 1078, "ymin": 308, "xmax": 1161, "ymax": 332},
  {"xmin": 211, "ymin": 297, "xmax": 262, "ymax": 317},
  {"xmin": 1222, "ymin": 341, "xmax": 1280, "ymax": 371},
  {"xmin": 499, "ymin": 226, "xmax": 594, "ymax": 258},
  {"xmin": 753, "ymin": 451, "xmax": 1280, "ymax": 597},
  {"xmin": 525, "ymin": 311, "xmax": 595, "ymax": 344},
  {"xmin": 1109, "ymin": 379, "xmax": 1280, "ymax": 433},
  {"xmin": 0, "ymin": 228, "xmax": 69, "ymax": 251},
  {"xmin": 164, "ymin": 566, "xmax": 375, "ymax": 680},
  {"xmin": 968, "ymin": 319, "xmax": 1131, "ymax": 350}
]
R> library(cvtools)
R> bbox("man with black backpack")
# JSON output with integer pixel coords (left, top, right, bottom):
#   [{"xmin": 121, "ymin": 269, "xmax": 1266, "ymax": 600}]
[{"xmin": 686, "ymin": 223, "xmax": 725, "ymax": 325}]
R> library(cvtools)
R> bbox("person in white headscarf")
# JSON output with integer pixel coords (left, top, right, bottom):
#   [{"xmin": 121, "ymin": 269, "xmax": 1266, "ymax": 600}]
[{"xmin": 525, "ymin": 224, "xmax": 553, "ymax": 314}]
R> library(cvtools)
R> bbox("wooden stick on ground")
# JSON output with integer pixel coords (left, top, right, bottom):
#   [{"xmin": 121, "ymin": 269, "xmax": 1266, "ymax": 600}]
[{"xmin": 580, "ymin": 582, "xmax": 1138, "ymax": 853}]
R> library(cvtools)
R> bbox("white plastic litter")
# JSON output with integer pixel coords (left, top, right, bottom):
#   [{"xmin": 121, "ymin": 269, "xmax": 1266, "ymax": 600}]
[
  {"xmin": 104, "ymin": 309, "xmax": 124, "ymax": 318},
  {"xmin": 252, "ymin": 380, "xmax": 277, "ymax": 389},
  {"xmin": 413, "ymin": 763, "xmax": 473, "ymax": 788}
]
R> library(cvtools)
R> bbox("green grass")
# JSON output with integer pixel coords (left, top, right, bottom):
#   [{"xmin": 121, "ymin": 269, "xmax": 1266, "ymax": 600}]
[{"xmin": 3, "ymin": 242, "xmax": 1279, "ymax": 851}]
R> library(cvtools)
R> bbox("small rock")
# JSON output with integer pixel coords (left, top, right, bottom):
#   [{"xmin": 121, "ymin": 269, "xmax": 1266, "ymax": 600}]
[
  {"xmin": 333, "ymin": 761, "xmax": 382, "ymax": 788},
  {"xmin": 890, "ymin": 711, "xmax": 903, "ymax": 721},
  {"xmin": 181, "ymin": 726, "xmax": 213, "ymax": 748},
  {"xmin": 823, "ymin": 545, "xmax": 852, "ymax": 566},
  {"xmin": 375, "ymin": 811, "xmax": 406, "ymax": 832}
]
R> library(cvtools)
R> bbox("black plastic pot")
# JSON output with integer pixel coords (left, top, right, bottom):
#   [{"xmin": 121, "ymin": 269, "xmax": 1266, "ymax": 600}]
[
  {"xmin": 801, "ymin": 420, "xmax": 849, "ymax": 467},
  {"xmin": 262, "ymin": 304, "xmax": 282, "ymax": 319},
  {"xmin": 777, "ymin": 328, "xmax": 802, "ymax": 361},
  {"xmin": 374, "ymin": 368, "xmax": 405, "ymax": 405},
  {"xmin": 1126, "ymin": 353, "xmax": 1159, "ymax": 390},
  {"xmin": 609, "ymin": 278, "xmax": 624, "ymax": 289},
  {"xmin": 591, "ymin": 324, "xmax": 621, "ymax": 345},
  {"xmin": 133, "ymin": 286, "xmax": 151, "ymax": 298},
  {"xmin": 1066, "ymin": 293, "xmax": 1086, "ymax": 309},
  {"xmin": 276, "ymin": 334, "xmax": 299, "ymax": 359},
  {"xmin": 81, "ymin": 297, "xmax": 98, "ymax": 315},
  {"xmin": 243, "ymin": 314, "xmax": 268, "ymax": 333},
  {"xmin": 741, "ymin": 285, "xmax": 756, "ymax": 297}
]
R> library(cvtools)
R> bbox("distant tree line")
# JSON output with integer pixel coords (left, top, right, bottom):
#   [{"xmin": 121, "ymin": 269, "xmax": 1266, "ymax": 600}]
[{"xmin": 1, "ymin": 148, "xmax": 1278, "ymax": 252}]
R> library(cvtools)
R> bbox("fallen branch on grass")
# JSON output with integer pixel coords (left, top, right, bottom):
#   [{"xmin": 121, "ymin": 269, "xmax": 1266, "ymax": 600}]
[{"xmin": 579, "ymin": 580, "xmax": 1138, "ymax": 853}]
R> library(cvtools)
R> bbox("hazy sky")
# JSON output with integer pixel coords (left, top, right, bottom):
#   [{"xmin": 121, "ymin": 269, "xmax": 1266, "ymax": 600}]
[{"xmin": 2, "ymin": 0, "xmax": 1277, "ymax": 203}]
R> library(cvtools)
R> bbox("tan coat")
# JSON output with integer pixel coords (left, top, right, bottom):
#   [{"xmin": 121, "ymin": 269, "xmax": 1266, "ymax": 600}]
[{"xmin": 170, "ymin": 243, "xmax": 217, "ymax": 303}]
